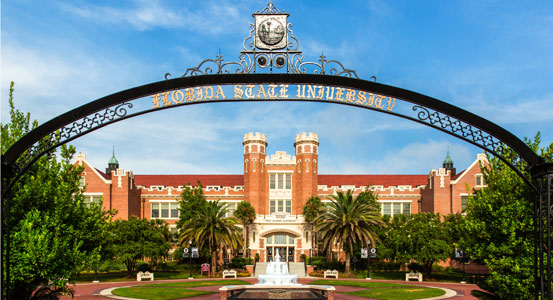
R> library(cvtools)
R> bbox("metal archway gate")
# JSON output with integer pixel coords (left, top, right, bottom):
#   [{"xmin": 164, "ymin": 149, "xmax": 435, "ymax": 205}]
[{"xmin": 2, "ymin": 2, "xmax": 552, "ymax": 299}]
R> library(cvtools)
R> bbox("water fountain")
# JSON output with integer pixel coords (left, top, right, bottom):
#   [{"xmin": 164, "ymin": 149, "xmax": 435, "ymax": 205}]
[
  {"xmin": 256, "ymin": 250, "xmax": 298, "ymax": 285},
  {"xmin": 220, "ymin": 249, "xmax": 335, "ymax": 300}
]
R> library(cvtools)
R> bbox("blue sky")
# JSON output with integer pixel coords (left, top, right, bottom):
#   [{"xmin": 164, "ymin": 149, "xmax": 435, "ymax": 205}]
[{"xmin": 2, "ymin": 0, "xmax": 552, "ymax": 175}]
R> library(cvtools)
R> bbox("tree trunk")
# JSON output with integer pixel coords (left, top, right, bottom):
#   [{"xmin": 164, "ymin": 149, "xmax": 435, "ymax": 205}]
[
  {"xmin": 212, "ymin": 250, "xmax": 218, "ymax": 273},
  {"xmin": 424, "ymin": 260, "xmax": 433, "ymax": 279},
  {"xmin": 243, "ymin": 223, "xmax": 248, "ymax": 258},
  {"xmin": 345, "ymin": 252, "xmax": 351, "ymax": 274}
]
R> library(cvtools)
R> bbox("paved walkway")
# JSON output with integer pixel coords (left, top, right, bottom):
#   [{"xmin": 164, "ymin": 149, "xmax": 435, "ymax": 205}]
[{"xmin": 67, "ymin": 277, "xmax": 487, "ymax": 300}]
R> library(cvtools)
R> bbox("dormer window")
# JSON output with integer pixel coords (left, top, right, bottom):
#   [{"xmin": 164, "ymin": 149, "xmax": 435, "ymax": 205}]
[{"xmin": 475, "ymin": 174, "xmax": 487, "ymax": 186}]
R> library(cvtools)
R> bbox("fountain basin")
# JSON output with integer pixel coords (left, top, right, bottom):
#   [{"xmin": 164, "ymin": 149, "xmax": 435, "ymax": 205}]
[
  {"xmin": 220, "ymin": 285, "xmax": 335, "ymax": 300},
  {"xmin": 257, "ymin": 274, "xmax": 298, "ymax": 285}
]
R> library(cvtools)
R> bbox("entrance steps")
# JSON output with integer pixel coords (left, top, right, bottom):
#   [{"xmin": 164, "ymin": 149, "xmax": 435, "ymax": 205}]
[{"xmin": 253, "ymin": 262, "xmax": 307, "ymax": 277}]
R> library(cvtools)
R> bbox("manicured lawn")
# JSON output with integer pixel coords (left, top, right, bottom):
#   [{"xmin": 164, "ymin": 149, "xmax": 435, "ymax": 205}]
[
  {"xmin": 345, "ymin": 287, "xmax": 445, "ymax": 300},
  {"xmin": 111, "ymin": 280, "xmax": 250, "ymax": 300},
  {"xmin": 350, "ymin": 271, "xmax": 465, "ymax": 282},
  {"xmin": 312, "ymin": 279, "xmax": 445, "ymax": 300},
  {"xmin": 112, "ymin": 287, "xmax": 213, "ymax": 300},
  {"xmin": 74, "ymin": 272, "xmax": 218, "ymax": 283},
  {"xmin": 310, "ymin": 279, "xmax": 412, "ymax": 288}
]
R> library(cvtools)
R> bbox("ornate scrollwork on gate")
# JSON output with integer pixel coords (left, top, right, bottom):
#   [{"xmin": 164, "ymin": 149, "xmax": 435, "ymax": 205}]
[
  {"xmin": 413, "ymin": 105, "xmax": 504, "ymax": 150},
  {"xmin": 11, "ymin": 102, "xmax": 134, "ymax": 172},
  {"xmin": 166, "ymin": 2, "xmax": 359, "ymax": 79}
]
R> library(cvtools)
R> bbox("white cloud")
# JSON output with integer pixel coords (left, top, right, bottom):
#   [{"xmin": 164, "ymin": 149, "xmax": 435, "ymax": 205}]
[
  {"xmin": 469, "ymin": 96, "xmax": 553, "ymax": 125},
  {"xmin": 328, "ymin": 139, "xmax": 475, "ymax": 175},
  {"xmin": 59, "ymin": 0, "xmax": 250, "ymax": 34}
]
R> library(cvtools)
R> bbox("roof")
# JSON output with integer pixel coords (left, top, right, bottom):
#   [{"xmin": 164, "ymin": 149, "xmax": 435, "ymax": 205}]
[
  {"xmin": 134, "ymin": 175, "xmax": 244, "ymax": 188},
  {"xmin": 133, "ymin": 174, "xmax": 428, "ymax": 188},
  {"xmin": 108, "ymin": 155, "xmax": 119, "ymax": 165},
  {"xmin": 452, "ymin": 169, "xmax": 466, "ymax": 180},
  {"xmin": 318, "ymin": 174, "xmax": 427, "ymax": 188},
  {"xmin": 95, "ymin": 168, "xmax": 110, "ymax": 180}
]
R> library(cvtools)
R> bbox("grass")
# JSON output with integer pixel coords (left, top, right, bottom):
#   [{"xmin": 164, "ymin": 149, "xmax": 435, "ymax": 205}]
[
  {"xmin": 345, "ymin": 287, "xmax": 445, "ymax": 300},
  {"xmin": 112, "ymin": 287, "xmax": 213, "ymax": 300},
  {"xmin": 348, "ymin": 270, "xmax": 465, "ymax": 282},
  {"xmin": 310, "ymin": 279, "xmax": 413, "ymax": 288},
  {"xmin": 73, "ymin": 271, "xmax": 219, "ymax": 283},
  {"xmin": 312, "ymin": 279, "xmax": 445, "ymax": 300},
  {"xmin": 111, "ymin": 280, "xmax": 250, "ymax": 300}
]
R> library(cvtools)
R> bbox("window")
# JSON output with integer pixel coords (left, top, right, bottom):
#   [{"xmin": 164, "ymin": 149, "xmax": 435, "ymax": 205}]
[
  {"xmin": 286, "ymin": 200, "xmax": 292, "ymax": 213},
  {"xmin": 151, "ymin": 203, "xmax": 160, "ymax": 218},
  {"xmin": 476, "ymin": 174, "xmax": 486, "ymax": 186},
  {"xmin": 79, "ymin": 177, "xmax": 85, "ymax": 188},
  {"xmin": 224, "ymin": 202, "xmax": 237, "ymax": 217},
  {"xmin": 461, "ymin": 196, "xmax": 469, "ymax": 211},
  {"xmin": 393, "ymin": 203, "xmax": 401, "ymax": 215},
  {"xmin": 83, "ymin": 195, "xmax": 101, "ymax": 207},
  {"xmin": 270, "ymin": 199, "xmax": 292, "ymax": 214},
  {"xmin": 151, "ymin": 202, "xmax": 179, "ymax": 219},
  {"xmin": 286, "ymin": 175, "xmax": 291, "ymax": 189},
  {"xmin": 170, "ymin": 203, "xmax": 179, "ymax": 218},
  {"xmin": 381, "ymin": 202, "xmax": 412, "ymax": 217},
  {"xmin": 270, "ymin": 174, "xmax": 276, "ymax": 189},
  {"xmin": 269, "ymin": 173, "xmax": 292, "ymax": 190},
  {"xmin": 161, "ymin": 203, "xmax": 169, "ymax": 218},
  {"xmin": 403, "ymin": 203, "xmax": 411, "ymax": 215},
  {"xmin": 383, "ymin": 203, "xmax": 392, "ymax": 216},
  {"xmin": 170, "ymin": 227, "xmax": 178, "ymax": 242}
]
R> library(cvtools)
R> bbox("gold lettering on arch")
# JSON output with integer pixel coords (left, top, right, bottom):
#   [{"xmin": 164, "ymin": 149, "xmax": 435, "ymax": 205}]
[{"xmin": 151, "ymin": 84, "xmax": 397, "ymax": 113}]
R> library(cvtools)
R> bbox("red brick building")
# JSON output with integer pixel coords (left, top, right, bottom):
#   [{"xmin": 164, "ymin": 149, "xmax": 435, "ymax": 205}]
[{"xmin": 77, "ymin": 132, "xmax": 488, "ymax": 262}]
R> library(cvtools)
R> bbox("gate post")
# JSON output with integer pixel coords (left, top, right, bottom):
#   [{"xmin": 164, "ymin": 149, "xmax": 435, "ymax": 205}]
[{"xmin": 531, "ymin": 162, "xmax": 553, "ymax": 300}]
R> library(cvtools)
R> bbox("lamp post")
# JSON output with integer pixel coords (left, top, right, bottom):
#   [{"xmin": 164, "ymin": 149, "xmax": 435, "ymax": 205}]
[
  {"xmin": 308, "ymin": 246, "xmax": 312, "ymax": 265},
  {"xmin": 188, "ymin": 240, "xmax": 193, "ymax": 280},
  {"xmin": 366, "ymin": 240, "xmax": 371, "ymax": 280}
]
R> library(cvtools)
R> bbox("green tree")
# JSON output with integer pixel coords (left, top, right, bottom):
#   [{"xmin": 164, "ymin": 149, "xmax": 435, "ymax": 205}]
[
  {"xmin": 315, "ymin": 190, "xmax": 384, "ymax": 274},
  {"xmin": 405, "ymin": 213, "xmax": 450, "ymax": 278},
  {"xmin": 233, "ymin": 201, "xmax": 256, "ymax": 258},
  {"xmin": 178, "ymin": 200, "xmax": 242, "ymax": 273},
  {"xmin": 461, "ymin": 135, "xmax": 553, "ymax": 300},
  {"xmin": 105, "ymin": 216, "xmax": 171, "ymax": 277},
  {"xmin": 1, "ymin": 82, "xmax": 109, "ymax": 299},
  {"xmin": 177, "ymin": 183, "xmax": 206, "ymax": 228},
  {"xmin": 378, "ymin": 213, "xmax": 450, "ymax": 278},
  {"xmin": 302, "ymin": 196, "xmax": 322, "ymax": 258}
]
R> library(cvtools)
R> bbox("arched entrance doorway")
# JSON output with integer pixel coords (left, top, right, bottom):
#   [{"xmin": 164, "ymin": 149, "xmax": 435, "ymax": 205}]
[{"xmin": 265, "ymin": 233, "xmax": 296, "ymax": 262}]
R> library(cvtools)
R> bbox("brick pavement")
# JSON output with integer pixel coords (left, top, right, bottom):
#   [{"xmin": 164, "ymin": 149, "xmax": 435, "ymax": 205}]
[{"xmin": 67, "ymin": 277, "xmax": 486, "ymax": 300}]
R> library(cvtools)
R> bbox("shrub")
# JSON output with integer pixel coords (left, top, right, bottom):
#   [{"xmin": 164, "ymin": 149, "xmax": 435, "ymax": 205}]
[
  {"xmin": 230, "ymin": 257, "xmax": 251, "ymax": 269},
  {"xmin": 137, "ymin": 263, "xmax": 153, "ymax": 272},
  {"xmin": 432, "ymin": 263, "xmax": 444, "ymax": 272},
  {"xmin": 408, "ymin": 262, "xmax": 424, "ymax": 273},
  {"xmin": 159, "ymin": 262, "xmax": 177, "ymax": 272}
]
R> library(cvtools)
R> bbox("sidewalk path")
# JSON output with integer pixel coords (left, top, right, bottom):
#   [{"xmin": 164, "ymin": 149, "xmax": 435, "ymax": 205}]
[{"xmin": 67, "ymin": 277, "xmax": 486, "ymax": 300}]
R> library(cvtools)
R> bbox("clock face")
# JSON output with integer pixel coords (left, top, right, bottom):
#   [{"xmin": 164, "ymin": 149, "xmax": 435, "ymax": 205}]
[{"xmin": 258, "ymin": 17, "xmax": 285, "ymax": 46}]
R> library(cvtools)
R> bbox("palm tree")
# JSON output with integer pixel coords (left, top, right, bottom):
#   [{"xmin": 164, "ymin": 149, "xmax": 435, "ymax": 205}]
[
  {"xmin": 234, "ymin": 201, "xmax": 256, "ymax": 259},
  {"xmin": 179, "ymin": 200, "xmax": 242, "ymax": 273},
  {"xmin": 303, "ymin": 196, "xmax": 322, "ymax": 259},
  {"xmin": 315, "ymin": 190, "xmax": 384, "ymax": 274}
]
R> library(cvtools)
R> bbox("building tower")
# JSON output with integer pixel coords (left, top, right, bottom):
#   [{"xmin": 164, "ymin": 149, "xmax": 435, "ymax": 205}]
[
  {"xmin": 243, "ymin": 132, "xmax": 268, "ymax": 214},
  {"xmin": 443, "ymin": 147, "xmax": 456, "ymax": 176},
  {"xmin": 106, "ymin": 147, "xmax": 119, "ymax": 175},
  {"xmin": 294, "ymin": 132, "xmax": 319, "ymax": 213}
]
